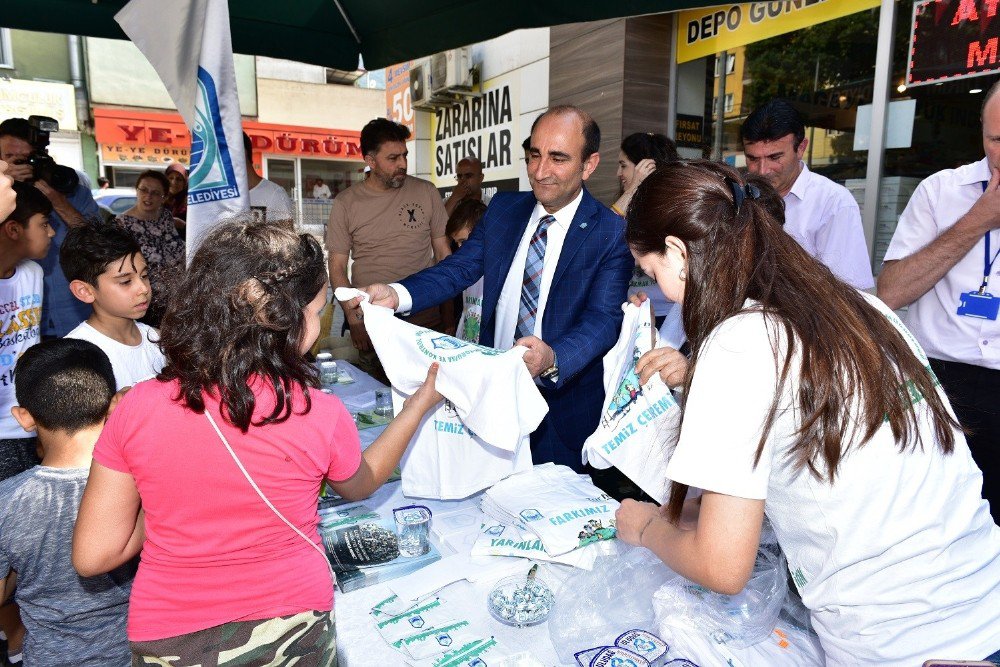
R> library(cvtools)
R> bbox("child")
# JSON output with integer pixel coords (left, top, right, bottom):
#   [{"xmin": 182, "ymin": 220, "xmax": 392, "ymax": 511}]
[
  {"xmin": 73, "ymin": 218, "xmax": 441, "ymax": 664},
  {"xmin": 445, "ymin": 199, "xmax": 486, "ymax": 343},
  {"xmin": 0, "ymin": 182, "xmax": 53, "ymax": 483},
  {"xmin": 60, "ymin": 225, "xmax": 165, "ymax": 390},
  {"xmin": 0, "ymin": 339, "xmax": 134, "ymax": 666}
]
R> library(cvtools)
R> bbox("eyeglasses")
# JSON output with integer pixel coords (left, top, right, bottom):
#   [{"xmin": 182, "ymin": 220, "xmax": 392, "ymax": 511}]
[{"xmin": 137, "ymin": 186, "xmax": 165, "ymax": 198}]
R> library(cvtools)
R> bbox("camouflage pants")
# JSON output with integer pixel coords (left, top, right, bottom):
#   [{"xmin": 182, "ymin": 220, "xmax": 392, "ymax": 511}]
[{"xmin": 131, "ymin": 610, "xmax": 336, "ymax": 666}]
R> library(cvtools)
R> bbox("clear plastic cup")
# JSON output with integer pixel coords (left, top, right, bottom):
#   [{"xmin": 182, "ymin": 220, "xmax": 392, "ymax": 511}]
[
  {"xmin": 374, "ymin": 388, "xmax": 393, "ymax": 417},
  {"xmin": 393, "ymin": 505, "xmax": 432, "ymax": 557}
]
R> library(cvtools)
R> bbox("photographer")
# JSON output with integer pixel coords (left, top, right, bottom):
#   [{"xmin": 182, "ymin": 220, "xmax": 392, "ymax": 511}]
[{"xmin": 0, "ymin": 117, "xmax": 99, "ymax": 337}]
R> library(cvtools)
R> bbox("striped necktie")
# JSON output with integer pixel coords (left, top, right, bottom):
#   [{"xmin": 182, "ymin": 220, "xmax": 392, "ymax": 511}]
[{"xmin": 515, "ymin": 214, "xmax": 556, "ymax": 342}]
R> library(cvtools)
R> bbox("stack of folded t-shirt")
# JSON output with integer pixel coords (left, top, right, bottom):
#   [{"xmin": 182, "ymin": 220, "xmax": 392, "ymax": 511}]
[{"xmin": 480, "ymin": 464, "xmax": 620, "ymax": 557}]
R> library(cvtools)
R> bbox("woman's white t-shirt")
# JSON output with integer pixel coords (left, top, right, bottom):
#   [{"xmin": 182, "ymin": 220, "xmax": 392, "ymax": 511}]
[{"xmin": 665, "ymin": 295, "xmax": 1000, "ymax": 666}]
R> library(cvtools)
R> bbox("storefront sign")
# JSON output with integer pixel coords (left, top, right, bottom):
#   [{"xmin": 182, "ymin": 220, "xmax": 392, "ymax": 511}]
[
  {"xmin": 385, "ymin": 61, "xmax": 416, "ymax": 135},
  {"xmin": 907, "ymin": 0, "xmax": 1000, "ymax": 87},
  {"xmin": 676, "ymin": 0, "xmax": 881, "ymax": 64},
  {"xmin": 430, "ymin": 74, "xmax": 519, "ymax": 187},
  {"xmin": 0, "ymin": 79, "xmax": 77, "ymax": 131},
  {"xmin": 94, "ymin": 108, "xmax": 362, "ymax": 169},
  {"xmin": 675, "ymin": 114, "xmax": 705, "ymax": 148}
]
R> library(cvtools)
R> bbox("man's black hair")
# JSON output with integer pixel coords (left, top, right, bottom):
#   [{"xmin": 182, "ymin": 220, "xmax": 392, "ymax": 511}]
[
  {"xmin": 15, "ymin": 339, "xmax": 116, "ymax": 433},
  {"xmin": 740, "ymin": 99, "xmax": 806, "ymax": 148},
  {"xmin": 0, "ymin": 117, "xmax": 31, "ymax": 143},
  {"xmin": 6, "ymin": 181, "xmax": 53, "ymax": 226},
  {"xmin": 529, "ymin": 106, "xmax": 601, "ymax": 161},
  {"xmin": 360, "ymin": 118, "xmax": 411, "ymax": 157},
  {"xmin": 60, "ymin": 224, "xmax": 143, "ymax": 286}
]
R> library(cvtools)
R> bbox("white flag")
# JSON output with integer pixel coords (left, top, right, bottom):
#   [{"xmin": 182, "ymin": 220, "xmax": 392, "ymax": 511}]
[{"xmin": 116, "ymin": 0, "xmax": 249, "ymax": 259}]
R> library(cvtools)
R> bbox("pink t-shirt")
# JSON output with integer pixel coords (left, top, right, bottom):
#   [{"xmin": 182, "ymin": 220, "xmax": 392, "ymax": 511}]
[{"xmin": 93, "ymin": 378, "xmax": 362, "ymax": 641}]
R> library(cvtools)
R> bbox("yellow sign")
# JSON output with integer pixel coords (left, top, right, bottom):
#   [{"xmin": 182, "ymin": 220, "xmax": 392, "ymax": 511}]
[{"xmin": 676, "ymin": 0, "xmax": 880, "ymax": 63}]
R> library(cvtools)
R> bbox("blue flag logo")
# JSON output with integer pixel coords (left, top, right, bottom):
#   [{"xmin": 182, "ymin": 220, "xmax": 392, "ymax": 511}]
[{"xmin": 188, "ymin": 66, "xmax": 240, "ymax": 204}]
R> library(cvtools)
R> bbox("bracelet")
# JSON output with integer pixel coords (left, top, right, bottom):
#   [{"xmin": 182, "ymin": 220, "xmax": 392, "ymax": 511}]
[
  {"xmin": 611, "ymin": 203, "xmax": 625, "ymax": 217},
  {"xmin": 638, "ymin": 515, "xmax": 657, "ymax": 546}
]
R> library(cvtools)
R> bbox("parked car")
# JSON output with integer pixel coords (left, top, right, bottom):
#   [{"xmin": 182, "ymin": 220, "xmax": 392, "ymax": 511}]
[{"xmin": 92, "ymin": 188, "xmax": 137, "ymax": 222}]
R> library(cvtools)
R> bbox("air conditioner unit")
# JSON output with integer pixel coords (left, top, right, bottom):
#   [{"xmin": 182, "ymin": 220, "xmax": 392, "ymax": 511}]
[
  {"xmin": 409, "ymin": 62, "xmax": 434, "ymax": 108},
  {"xmin": 430, "ymin": 48, "xmax": 474, "ymax": 95}
]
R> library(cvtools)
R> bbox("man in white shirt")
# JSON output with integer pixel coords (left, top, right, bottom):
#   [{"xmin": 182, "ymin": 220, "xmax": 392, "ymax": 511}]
[
  {"xmin": 879, "ymin": 80, "xmax": 1000, "ymax": 521},
  {"xmin": 311, "ymin": 178, "xmax": 331, "ymax": 199},
  {"xmin": 243, "ymin": 132, "xmax": 295, "ymax": 223},
  {"xmin": 351, "ymin": 106, "xmax": 634, "ymax": 471},
  {"xmin": 741, "ymin": 99, "xmax": 874, "ymax": 290}
]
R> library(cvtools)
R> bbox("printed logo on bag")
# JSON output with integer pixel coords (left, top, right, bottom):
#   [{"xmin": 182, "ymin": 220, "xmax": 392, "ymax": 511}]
[
  {"xmin": 485, "ymin": 524, "xmax": 505, "ymax": 536},
  {"xmin": 188, "ymin": 67, "xmax": 241, "ymax": 203},
  {"xmin": 519, "ymin": 508, "xmax": 543, "ymax": 522},
  {"xmin": 398, "ymin": 202, "xmax": 427, "ymax": 230},
  {"xmin": 468, "ymin": 660, "xmax": 487, "ymax": 667},
  {"xmin": 408, "ymin": 615, "xmax": 425, "ymax": 628},
  {"xmin": 416, "ymin": 330, "xmax": 501, "ymax": 362},
  {"xmin": 436, "ymin": 633, "xmax": 453, "ymax": 646},
  {"xmin": 631, "ymin": 638, "xmax": 656, "ymax": 653},
  {"xmin": 602, "ymin": 333, "xmax": 646, "ymax": 430}
]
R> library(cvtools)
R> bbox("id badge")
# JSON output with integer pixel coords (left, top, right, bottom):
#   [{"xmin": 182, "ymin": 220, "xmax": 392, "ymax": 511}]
[{"xmin": 957, "ymin": 291, "xmax": 1000, "ymax": 320}]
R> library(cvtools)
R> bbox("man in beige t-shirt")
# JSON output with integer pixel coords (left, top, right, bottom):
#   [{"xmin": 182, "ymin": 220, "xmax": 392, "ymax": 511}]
[{"xmin": 328, "ymin": 118, "xmax": 451, "ymax": 382}]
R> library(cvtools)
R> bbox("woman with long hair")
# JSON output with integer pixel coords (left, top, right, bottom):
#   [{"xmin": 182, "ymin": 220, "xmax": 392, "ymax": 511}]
[
  {"xmin": 73, "ymin": 218, "xmax": 442, "ymax": 664},
  {"xmin": 615, "ymin": 160, "xmax": 1000, "ymax": 665},
  {"xmin": 114, "ymin": 169, "xmax": 184, "ymax": 325}
]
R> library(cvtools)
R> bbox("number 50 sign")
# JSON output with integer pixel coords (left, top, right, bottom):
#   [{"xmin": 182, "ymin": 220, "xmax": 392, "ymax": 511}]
[{"xmin": 385, "ymin": 62, "xmax": 415, "ymax": 134}]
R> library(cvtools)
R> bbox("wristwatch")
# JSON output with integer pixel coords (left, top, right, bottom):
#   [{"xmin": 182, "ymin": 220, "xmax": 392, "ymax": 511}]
[{"xmin": 540, "ymin": 353, "xmax": 559, "ymax": 381}]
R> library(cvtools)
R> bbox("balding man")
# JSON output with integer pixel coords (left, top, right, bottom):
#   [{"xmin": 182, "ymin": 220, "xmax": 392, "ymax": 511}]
[
  {"xmin": 356, "ymin": 106, "xmax": 633, "ymax": 470},
  {"xmin": 444, "ymin": 156, "xmax": 488, "ymax": 216},
  {"xmin": 879, "ymin": 79, "xmax": 1000, "ymax": 521}
]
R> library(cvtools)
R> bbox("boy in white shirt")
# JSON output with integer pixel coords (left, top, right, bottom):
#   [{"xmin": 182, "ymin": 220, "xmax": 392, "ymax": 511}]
[{"xmin": 60, "ymin": 225, "xmax": 165, "ymax": 390}]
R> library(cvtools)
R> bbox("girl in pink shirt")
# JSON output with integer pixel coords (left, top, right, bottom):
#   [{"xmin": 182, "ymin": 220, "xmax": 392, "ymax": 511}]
[{"xmin": 72, "ymin": 218, "xmax": 441, "ymax": 665}]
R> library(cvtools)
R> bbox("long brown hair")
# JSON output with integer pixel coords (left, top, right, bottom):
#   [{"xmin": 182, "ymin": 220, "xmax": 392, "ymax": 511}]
[
  {"xmin": 625, "ymin": 160, "xmax": 959, "ymax": 522},
  {"xmin": 157, "ymin": 217, "xmax": 327, "ymax": 431}
]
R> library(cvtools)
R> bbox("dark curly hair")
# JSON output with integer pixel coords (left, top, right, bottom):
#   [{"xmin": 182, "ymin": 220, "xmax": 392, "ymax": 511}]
[{"xmin": 157, "ymin": 217, "xmax": 327, "ymax": 431}]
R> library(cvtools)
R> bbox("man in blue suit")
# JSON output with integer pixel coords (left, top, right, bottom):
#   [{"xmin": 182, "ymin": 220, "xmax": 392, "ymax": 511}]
[{"xmin": 355, "ymin": 105, "xmax": 633, "ymax": 470}]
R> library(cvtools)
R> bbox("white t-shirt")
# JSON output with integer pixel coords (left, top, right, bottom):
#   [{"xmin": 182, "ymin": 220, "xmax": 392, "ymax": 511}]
[
  {"xmin": 338, "ymin": 288, "xmax": 546, "ymax": 499},
  {"xmin": 249, "ymin": 179, "xmax": 295, "ymax": 222},
  {"xmin": 312, "ymin": 183, "xmax": 331, "ymax": 199},
  {"xmin": 665, "ymin": 294, "xmax": 1000, "ymax": 665},
  {"xmin": 883, "ymin": 157, "xmax": 1000, "ymax": 369},
  {"xmin": 456, "ymin": 278, "xmax": 484, "ymax": 344},
  {"xmin": 65, "ymin": 321, "xmax": 165, "ymax": 390},
  {"xmin": 784, "ymin": 163, "xmax": 875, "ymax": 290},
  {"xmin": 0, "ymin": 261, "xmax": 43, "ymax": 439}
]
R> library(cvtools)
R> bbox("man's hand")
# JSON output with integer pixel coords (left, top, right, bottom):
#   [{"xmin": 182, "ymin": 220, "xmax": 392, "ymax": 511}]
[
  {"xmin": 966, "ymin": 167, "xmax": 1000, "ymax": 234},
  {"xmin": 636, "ymin": 346, "xmax": 688, "ymax": 388},
  {"xmin": 516, "ymin": 335, "xmax": 555, "ymax": 378},
  {"xmin": 4, "ymin": 160, "xmax": 33, "ymax": 183},
  {"xmin": 346, "ymin": 283, "xmax": 399, "ymax": 310},
  {"xmin": 347, "ymin": 317, "xmax": 372, "ymax": 352},
  {"xmin": 0, "ymin": 161, "xmax": 15, "ymax": 220}
]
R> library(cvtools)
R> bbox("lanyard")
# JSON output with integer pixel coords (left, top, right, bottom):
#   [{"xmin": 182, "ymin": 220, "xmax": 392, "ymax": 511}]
[{"xmin": 980, "ymin": 181, "xmax": 1000, "ymax": 294}]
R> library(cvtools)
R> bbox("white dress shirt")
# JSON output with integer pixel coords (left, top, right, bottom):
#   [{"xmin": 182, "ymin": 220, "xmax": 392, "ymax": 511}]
[
  {"xmin": 394, "ymin": 190, "xmax": 583, "ymax": 350},
  {"xmin": 883, "ymin": 157, "xmax": 1000, "ymax": 370},
  {"xmin": 784, "ymin": 163, "xmax": 875, "ymax": 290}
]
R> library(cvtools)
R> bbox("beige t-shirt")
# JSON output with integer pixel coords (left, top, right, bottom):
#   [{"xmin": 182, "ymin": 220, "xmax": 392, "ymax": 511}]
[{"xmin": 327, "ymin": 176, "xmax": 448, "ymax": 286}]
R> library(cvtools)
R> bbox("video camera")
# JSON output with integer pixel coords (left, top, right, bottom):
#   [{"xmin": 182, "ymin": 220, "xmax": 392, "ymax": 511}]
[{"xmin": 21, "ymin": 115, "xmax": 80, "ymax": 194}]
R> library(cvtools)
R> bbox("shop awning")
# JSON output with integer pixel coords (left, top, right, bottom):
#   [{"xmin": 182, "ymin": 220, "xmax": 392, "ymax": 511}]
[{"xmin": 4, "ymin": 1, "xmax": 706, "ymax": 71}]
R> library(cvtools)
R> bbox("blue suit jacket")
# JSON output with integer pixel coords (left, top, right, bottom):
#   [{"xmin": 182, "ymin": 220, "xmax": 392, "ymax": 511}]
[{"xmin": 400, "ymin": 188, "xmax": 633, "ymax": 469}]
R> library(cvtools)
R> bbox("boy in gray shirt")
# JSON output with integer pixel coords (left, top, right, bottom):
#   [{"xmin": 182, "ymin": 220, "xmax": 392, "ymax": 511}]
[{"xmin": 0, "ymin": 339, "xmax": 134, "ymax": 666}]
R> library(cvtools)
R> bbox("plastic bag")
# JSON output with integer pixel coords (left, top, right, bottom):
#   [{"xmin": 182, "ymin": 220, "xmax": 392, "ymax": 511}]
[
  {"xmin": 651, "ymin": 539, "xmax": 788, "ymax": 649},
  {"xmin": 548, "ymin": 543, "xmax": 674, "ymax": 664}
]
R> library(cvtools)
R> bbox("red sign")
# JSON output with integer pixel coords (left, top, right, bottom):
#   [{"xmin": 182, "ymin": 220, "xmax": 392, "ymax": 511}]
[
  {"xmin": 385, "ymin": 61, "xmax": 415, "ymax": 135},
  {"xmin": 908, "ymin": 0, "xmax": 1000, "ymax": 86},
  {"xmin": 94, "ymin": 108, "xmax": 363, "ymax": 170}
]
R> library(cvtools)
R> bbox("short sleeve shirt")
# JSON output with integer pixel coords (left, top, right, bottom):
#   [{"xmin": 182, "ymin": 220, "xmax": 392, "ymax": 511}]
[
  {"xmin": 326, "ymin": 176, "xmax": 448, "ymax": 287},
  {"xmin": 92, "ymin": 378, "xmax": 362, "ymax": 641},
  {"xmin": 882, "ymin": 158, "xmax": 1000, "ymax": 369}
]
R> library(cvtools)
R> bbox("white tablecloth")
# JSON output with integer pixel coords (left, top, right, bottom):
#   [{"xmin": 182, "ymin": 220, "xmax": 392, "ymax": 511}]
[{"xmin": 323, "ymin": 359, "xmax": 388, "ymax": 450}]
